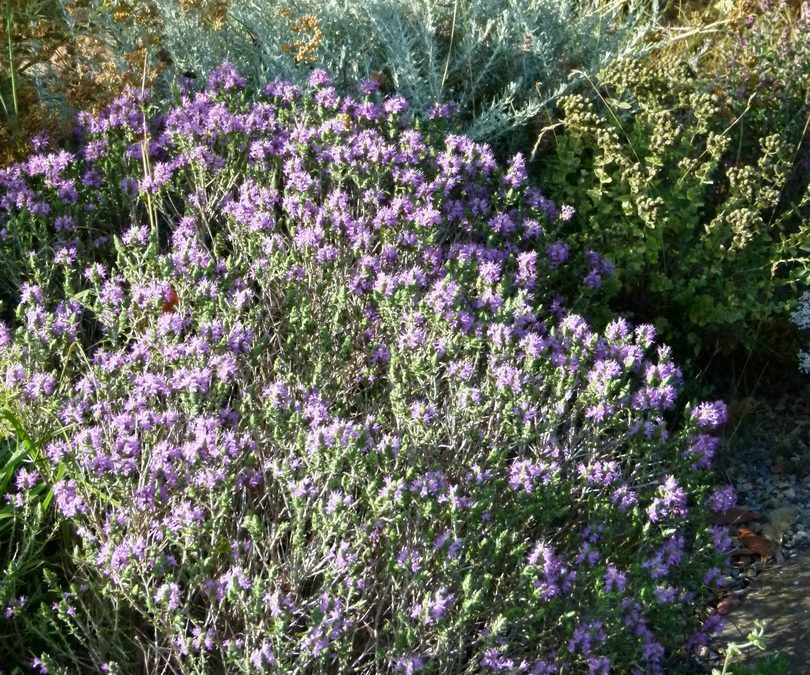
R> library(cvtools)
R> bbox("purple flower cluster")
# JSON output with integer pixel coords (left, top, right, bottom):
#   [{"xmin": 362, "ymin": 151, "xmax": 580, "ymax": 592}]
[
  {"xmin": 707, "ymin": 485, "xmax": 737, "ymax": 514},
  {"xmin": 690, "ymin": 400, "xmax": 729, "ymax": 429},
  {"xmin": 646, "ymin": 475, "xmax": 688, "ymax": 523},
  {"xmin": 583, "ymin": 249, "xmax": 615, "ymax": 290},
  {"xmin": 528, "ymin": 541, "xmax": 577, "ymax": 601}
]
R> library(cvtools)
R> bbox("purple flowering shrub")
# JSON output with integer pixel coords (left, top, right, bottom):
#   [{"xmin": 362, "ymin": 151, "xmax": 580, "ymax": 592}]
[{"xmin": 0, "ymin": 64, "xmax": 735, "ymax": 672}]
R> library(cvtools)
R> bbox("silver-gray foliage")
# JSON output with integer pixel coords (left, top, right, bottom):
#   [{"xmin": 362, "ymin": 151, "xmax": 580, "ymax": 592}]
[{"xmin": 56, "ymin": 0, "xmax": 662, "ymax": 146}]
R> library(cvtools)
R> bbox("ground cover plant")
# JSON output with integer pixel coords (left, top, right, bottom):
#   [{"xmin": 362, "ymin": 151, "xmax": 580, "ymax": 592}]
[{"xmin": 0, "ymin": 65, "xmax": 736, "ymax": 672}]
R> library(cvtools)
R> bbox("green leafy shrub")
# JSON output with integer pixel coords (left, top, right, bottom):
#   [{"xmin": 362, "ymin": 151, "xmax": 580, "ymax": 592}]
[
  {"xmin": 0, "ymin": 66, "xmax": 731, "ymax": 673},
  {"xmin": 535, "ymin": 47, "xmax": 810, "ymax": 376}
]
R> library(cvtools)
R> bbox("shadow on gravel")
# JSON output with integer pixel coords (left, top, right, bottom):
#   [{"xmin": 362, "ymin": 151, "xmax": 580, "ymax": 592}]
[{"xmin": 718, "ymin": 552, "xmax": 810, "ymax": 672}]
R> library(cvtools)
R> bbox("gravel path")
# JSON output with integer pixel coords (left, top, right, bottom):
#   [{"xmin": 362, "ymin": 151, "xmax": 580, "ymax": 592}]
[{"xmin": 708, "ymin": 387, "xmax": 810, "ymax": 669}]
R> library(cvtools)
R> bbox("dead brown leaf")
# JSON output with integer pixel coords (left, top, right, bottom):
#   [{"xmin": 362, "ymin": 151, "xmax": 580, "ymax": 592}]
[{"xmin": 738, "ymin": 527, "xmax": 775, "ymax": 559}]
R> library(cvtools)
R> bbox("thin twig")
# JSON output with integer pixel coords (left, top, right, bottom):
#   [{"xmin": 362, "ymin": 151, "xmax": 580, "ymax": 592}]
[
  {"xmin": 439, "ymin": 0, "xmax": 459, "ymax": 100},
  {"xmin": 530, "ymin": 121, "xmax": 564, "ymax": 161},
  {"xmin": 6, "ymin": 0, "xmax": 18, "ymax": 117}
]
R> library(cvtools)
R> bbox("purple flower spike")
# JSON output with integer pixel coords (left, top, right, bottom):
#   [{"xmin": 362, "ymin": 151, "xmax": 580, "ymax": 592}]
[
  {"xmin": 308, "ymin": 68, "xmax": 333, "ymax": 88},
  {"xmin": 690, "ymin": 400, "xmax": 729, "ymax": 429},
  {"xmin": 706, "ymin": 485, "xmax": 736, "ymax": 514},
  {"xmin": 358, "ymin": 77, "xmax": 380, "ymax": 96},
  {"xmin": 207, "ymin": 62, "xmax": 245, "ymax": 92},
  {"xmin": 546, "ymin": 241, "xmax": 570, "ymax": 269}
]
